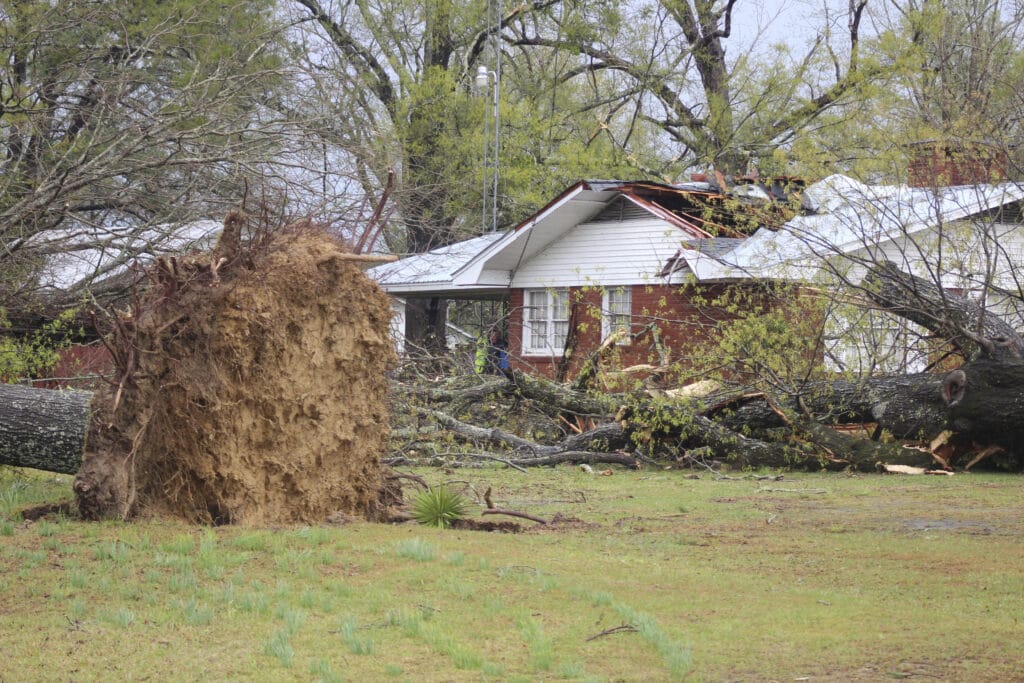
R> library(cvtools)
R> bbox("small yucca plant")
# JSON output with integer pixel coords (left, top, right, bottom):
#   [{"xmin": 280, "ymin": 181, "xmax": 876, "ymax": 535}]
[{"xmin": 411, "ymin": 486, "xmax": 468, "ymax": 529}]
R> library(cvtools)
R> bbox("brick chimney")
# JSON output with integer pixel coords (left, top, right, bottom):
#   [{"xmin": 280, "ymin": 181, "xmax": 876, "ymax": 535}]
[{"xmin": 906, "ymin": 140, "xmax": 1010, "ymax": 187}]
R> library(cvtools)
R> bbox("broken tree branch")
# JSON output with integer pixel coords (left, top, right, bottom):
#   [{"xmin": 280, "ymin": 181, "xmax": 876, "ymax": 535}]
[{"xmin": 482, "ymin": 508, "xmax": 548, "ymax": 525}]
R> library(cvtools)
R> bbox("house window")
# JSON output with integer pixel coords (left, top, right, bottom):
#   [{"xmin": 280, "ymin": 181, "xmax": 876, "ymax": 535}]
[
  {"xmin": 824, "ymin": 309, "xmax": 928, "ymax": 374},
  {"xmin": 602, "ymin": 287, "xmax": 632, "ymax": 343},
  {"xmin": 523, "ymin": 288, "xmax": 569, "ymax": 354}
]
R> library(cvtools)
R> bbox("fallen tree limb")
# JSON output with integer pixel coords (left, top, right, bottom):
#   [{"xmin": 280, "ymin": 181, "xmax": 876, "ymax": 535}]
[
  {"xmin": 452, "ymin": 452, "xmax": 529, "ymax": 472},
  {"xmin": 622, "ymin": 402, "xmax": 931, "ymax": 471},
  {"xmin": 396, "ymin": 376, "xmax": 508, "ymax": 404},
  {"xmin": 585, "ymin": 624, "xmax": 638, "ymax": 641},
  {"xmin": 506, "ymin": 450, "xmax": 638, "ymax": 467},
  {"xmin": 0, "ymin": 384, "xmax": 91, "ymax": 474},
  {"xmin": 415, "ymin": 406, "xmax": 629, "ymax": 460},
  {"xmin": 482, "ymin": 508, "xmax": 548, "ymax": 525},
  {"xmin": 511, "ymin": 371, "xmax": 620, "ymax": 416},
  {"xmin": 423, "ymin": 408, "xmax": 542, "ymax": 453},
  {"xmin": 865, "ymin": 260, "xmax": 1024, "ymax": 361}
]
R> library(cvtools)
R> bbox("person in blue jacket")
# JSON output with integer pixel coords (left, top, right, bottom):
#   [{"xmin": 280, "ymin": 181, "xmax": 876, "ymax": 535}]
[{"xmin": 475, "ymin": 328, "xmax": 509, "ymax": 375}]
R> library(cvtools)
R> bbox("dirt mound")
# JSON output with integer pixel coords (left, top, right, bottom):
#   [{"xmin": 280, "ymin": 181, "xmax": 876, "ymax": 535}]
[{"xmin": 74, "ymin": 215, "xmax": 397, "ymax": 525}]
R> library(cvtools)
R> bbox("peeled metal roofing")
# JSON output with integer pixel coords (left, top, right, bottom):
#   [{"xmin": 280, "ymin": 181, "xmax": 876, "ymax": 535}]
[
  {"xmin": 659, "ymin": 238, "xmax": 746, "ymax": 277},
  {"xmin": 685, "ymin": 174, "xmax": 1024, "ymax": 281}
]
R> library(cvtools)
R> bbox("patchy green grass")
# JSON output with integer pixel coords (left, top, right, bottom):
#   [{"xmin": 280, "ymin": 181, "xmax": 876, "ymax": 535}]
[{"xmin": 1, "ymin": 465, "xmax": 1022, "ymax": 681}]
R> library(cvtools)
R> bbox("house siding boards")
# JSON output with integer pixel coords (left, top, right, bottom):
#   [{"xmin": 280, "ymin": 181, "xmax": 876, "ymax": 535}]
[{"xmin": 510, "ymin": 218, "xmax": 685, "ymax": 289}]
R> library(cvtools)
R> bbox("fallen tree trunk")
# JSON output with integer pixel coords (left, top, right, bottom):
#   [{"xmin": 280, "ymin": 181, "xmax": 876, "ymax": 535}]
[
  {"xmin": 7, "ymin": 357, "xmax": 1023, "ymax": 477},
  {"xmin": 0, "ymin": 384, "xmax": 90, "ymax": 474},
  {"xmin": 620, "ymin": 403, "xmax": 926, "ymax": 471},
  {"xmin": 944, "ymin": 359, "xmax": 1024, "ymax": 453},
  {"xmin": 709, "ymin": 373, "xmax": 948, "ymax": 440}
]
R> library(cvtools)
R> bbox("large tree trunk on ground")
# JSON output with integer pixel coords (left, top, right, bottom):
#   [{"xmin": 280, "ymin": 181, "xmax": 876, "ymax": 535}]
[
  {"xmin": 711, "ymin": 373, "xmax": 949, "ymax": 440},
  {"xmin": 944, "ymin": 359, "xmax": 1024, "ymax": 451},
  {"xmin": 5, "ymin": 358, "xmax": 1023, "ymax": 476},
  {"xmin": 0, "ymin": 384, "xmax": 90, "ymax": 474}
]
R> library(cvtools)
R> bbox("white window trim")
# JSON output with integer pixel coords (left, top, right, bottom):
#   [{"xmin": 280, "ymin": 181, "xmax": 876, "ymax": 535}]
[
  {"xmin": 522, "ymin": 288, "xmax": 569, "ymax": 356},
  {"xmin": 601, "ymin": 286, "xmax": 632, "ymax": 345},
  {"xmin": 823, "ymin": 309, "xmax": 928, "ymax": 374}
]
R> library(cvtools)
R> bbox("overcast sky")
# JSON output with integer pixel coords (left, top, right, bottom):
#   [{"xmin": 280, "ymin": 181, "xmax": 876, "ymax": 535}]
[{"xmin": 731, "ymin": 0, "xmax": 872, "ymax": 56}]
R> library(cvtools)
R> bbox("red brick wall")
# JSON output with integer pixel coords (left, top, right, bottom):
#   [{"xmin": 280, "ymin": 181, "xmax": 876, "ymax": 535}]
[
  {"xmin": 30, "ymin": 342, "xmax": 112, "ymax": 390},
  {"xmin": 507, "ymin": 283, "xmax": 755, "ymax": 380},
  {"xmin": 907, "ymin": 142, "xmax": 1009, "ymax": 187}
]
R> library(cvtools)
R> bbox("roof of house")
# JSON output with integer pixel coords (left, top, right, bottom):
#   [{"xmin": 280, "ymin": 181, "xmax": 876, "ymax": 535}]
[
  {"xmin": 448, "ymin": 178, "xmax": 795, "ymax": 290},
  {"xmin": 365, "ymin": 232, "xmax": 505, "ymax": 296},
  {"xmin": 368, "ymin": 173, "xmax": 1024, "ymax": 296},
  {"xmin": 370, "ymin": 179, "xmax": 747, "ymax": 295},
  {"xmin": 35, "ymin": 219, "xmax": 223, "ymax": 292},
  {"xmin": 681, "ymin": 174, "xmax": 1024, "ymax": 282}
]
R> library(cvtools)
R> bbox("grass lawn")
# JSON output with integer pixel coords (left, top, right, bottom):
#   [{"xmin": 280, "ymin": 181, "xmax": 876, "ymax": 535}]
[{"xmin": 1, "ymin": 466, "xmax": 1021, "ymax": 681}]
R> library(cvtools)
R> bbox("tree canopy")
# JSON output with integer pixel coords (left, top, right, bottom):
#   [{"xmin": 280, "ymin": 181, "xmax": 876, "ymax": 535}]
[
  {"xmin": 0, "ymin": 0, "xmax": 292, "ymax": 312},
  {"xmin": 3, "ymin": 0, "xmax": 1024, "ymax": 327}
]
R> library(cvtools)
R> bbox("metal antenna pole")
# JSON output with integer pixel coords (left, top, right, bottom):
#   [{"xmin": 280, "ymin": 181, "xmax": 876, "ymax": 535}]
[{"xmin": 490, "ymin": 0, "xmax": 501, "ymax": 233}]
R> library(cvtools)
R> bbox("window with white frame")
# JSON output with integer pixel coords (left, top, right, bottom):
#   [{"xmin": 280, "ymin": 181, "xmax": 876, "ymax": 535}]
[
  {"xmin": 523, "ymin": 288, "xmax": 569, "ymax": 354},
  {"xmin": 823, "ymin": 308, "xmax": 928, "ymax": 375},
  {"xmin": 602, "ymin": 286, "xmax": 632, "ymax": 344}
]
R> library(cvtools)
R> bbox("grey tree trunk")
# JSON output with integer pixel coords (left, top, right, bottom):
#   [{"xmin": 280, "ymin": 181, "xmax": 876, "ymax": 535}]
[
  {"xmin": 0, "ymin": 384, "xmax": 91, "ymax": 474},
  {"xmin": 945, "ymin": 359, "xmax": 1024, "ymax": 451}
]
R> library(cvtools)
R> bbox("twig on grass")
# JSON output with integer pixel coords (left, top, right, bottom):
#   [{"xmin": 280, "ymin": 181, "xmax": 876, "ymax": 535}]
[
  {"xmin": 714, "ymin": 473, "xmax": 784, "ymax": 481},
  {"xmin": 585, "ymin": 624, "xmax": 638, "ymax": 641},
  {"xmin": 757, "ymin": 487, "xmax": 828, "ymax": 494},
  {"xmin": 482, "ymin": 509, "xmax": 548, "ymax": 525},
  {"xmin": 463, "ymin": 453, "xmax": 529, "ymax": 473}
]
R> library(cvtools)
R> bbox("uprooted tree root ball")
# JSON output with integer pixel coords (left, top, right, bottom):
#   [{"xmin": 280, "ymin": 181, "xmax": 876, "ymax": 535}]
[{"xmin": 74, "ymin": 213, "xmax": 398, "ymax": 525}]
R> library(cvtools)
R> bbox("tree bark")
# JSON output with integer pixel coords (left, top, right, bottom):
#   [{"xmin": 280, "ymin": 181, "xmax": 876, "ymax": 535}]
[
  {"xmin": 944, "ymin": 359, "xmax": 1024, "ymax": 451},
  {"xmin": 710, "ymin": 373, "xmax": 949, "ymax": 440},
  {"xmin": 0, "ymin": 384, "xmax": 91, "ymax": 474}
]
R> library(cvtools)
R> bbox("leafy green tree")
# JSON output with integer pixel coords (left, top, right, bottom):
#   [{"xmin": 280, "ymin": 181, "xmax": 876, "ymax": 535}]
[
  {"xmin": 507, "ymin": 0, "xmax": 882, "ymax": 177},
  {"xmin": 801, "ymin": 0, "xmax": 1024, "ymax": 181},
  {"xmin": 289, "ymin": 0, "xmax": 643, "ymax": 250},
  {"xmin": 0, "ymin": 309, "xmax": 78, "ymax": 383},
  {"xmin": 289, "ymin": 0, "xmax": 648, "ymax": 347}
]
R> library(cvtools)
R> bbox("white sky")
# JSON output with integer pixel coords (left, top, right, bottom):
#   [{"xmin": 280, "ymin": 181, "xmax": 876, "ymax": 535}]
[{"xmin": 730, "ymin": 0, "xmax": 868, "ymax": 55}]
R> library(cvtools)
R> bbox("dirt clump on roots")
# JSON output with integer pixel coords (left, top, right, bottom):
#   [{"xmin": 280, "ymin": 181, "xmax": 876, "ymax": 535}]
[{"xmin": 73, "ymin": 213, "xmax": 397, "ymax": 525}]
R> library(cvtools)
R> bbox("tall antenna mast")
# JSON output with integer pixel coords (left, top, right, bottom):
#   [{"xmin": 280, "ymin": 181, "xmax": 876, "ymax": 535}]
[{"xmin": 478, "ymin": 0, "xmax": 502, "ymax": 233}]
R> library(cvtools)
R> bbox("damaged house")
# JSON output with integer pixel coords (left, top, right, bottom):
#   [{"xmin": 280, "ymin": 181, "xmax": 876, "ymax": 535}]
[
  {"xmin": 370, "ymin": 151, "xmax": 1024, "ymax": 381},
  {"xmin": 369, "ymin": 177, "xmax": 800, "ymax": 379}
]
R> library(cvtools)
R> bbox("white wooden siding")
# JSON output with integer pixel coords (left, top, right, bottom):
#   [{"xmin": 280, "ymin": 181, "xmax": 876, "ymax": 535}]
[{"xmin": 509, "ymin": 218, "xmax": 682, "ymax": 288}]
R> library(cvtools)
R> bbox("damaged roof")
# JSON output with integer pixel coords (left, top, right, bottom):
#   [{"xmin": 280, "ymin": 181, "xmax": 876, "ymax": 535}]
[
  {"xmin": 369, "ymin": 177, "xmax": 802, "ymax": 295},
  {"xmin": 580, "ymin": 178, "xmax": 802, "ymax": 237},
  {"xmin": 678, "ymin": 174, "xmax": 1024, "ymax": 282}
]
